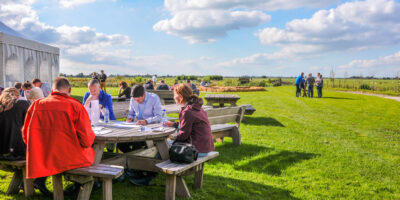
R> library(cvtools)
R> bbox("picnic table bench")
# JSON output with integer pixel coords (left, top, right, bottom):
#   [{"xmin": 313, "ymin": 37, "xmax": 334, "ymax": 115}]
[
  {"xmin": 146, "ymin": 90, "xmax": 175, "ymax": 105},
  {"xmin": 0, "ymin": 160, "xmax": 33, "ymax": 197},
  {"xmin": 156, "ymin": 152, "xmax": 219, "ymax": 200},
  {"xmin": 206, "ymin": 106, "xmax": 245, "ymax": 145},
  {"xmin": 205, "ymin": 94, "xmax": 240, "ymax": 107}
]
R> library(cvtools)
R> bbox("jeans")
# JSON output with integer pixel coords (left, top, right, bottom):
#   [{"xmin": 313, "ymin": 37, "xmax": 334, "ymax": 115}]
[
  {"xmin": 308, "ymin": 86, "xmax": 314, "ymax": 97},
  {"xmin": 295, "ymin": 84, "xmax": 301, "ymax": 97},
  {"xmin": 317, "ymin": 86, "xmax": 322, "ymax": 98}
]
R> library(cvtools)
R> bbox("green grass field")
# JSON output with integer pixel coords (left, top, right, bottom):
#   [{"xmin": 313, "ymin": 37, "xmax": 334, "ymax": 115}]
[{"xmin": 1, "ymin": 86, "xmax": 399, "ymax": 199}]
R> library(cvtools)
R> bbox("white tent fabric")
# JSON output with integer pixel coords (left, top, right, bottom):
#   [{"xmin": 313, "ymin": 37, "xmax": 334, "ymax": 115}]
[{"xmin": 0, "ymin": 23, "xmax": 59, "ymax": 88}]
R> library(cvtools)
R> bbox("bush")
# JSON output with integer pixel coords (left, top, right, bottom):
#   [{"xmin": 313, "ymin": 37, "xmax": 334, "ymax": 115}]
[
  {"xmin": 360, "ymin": 84, "xmax": 371, "ymax": 90},
  {"xmin": 135, "ymin": 77, "xmax": 143, "ymax": 83}
]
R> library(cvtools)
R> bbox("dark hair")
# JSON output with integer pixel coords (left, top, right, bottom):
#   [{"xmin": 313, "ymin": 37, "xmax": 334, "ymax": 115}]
[
  {"xmin": 160, "ymin": 80, "xmax": 165, "ymax": 84},
  {"xmin": 32, "ymin": 78, "xmax": 41, "ymax": 84},
  {"xmin": 131, "ymin": 85, "xmax": 145, "ymax": 98},
  {"xmin": 119, "ymin": 81, "xmax": 128, "ymax": 88},
  {"xmin": 186, "ymin": 80, "xmax": 191, "ymax": 83},
  {"xmin": 53, "ymin": 77, "xmax": 71, "ymax": 90},
  {"xmin": 14, "ymin": 82, "xmax": 22, "ymax": 89},
  {"xmin": 88, "ymin": 79, "xmax": 100, "ymax": 87},
  {"xmin": 23, "ymin": 81, "xmax": 32, "ymax": 90}
]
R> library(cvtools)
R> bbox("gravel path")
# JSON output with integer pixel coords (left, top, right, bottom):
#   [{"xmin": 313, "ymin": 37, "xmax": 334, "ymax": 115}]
[{"xmin": 341, "ymin": 91, "xmax": 400, "ymax": 102}]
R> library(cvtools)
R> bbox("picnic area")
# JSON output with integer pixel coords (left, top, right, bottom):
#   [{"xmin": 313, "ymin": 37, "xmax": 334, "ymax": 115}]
[{"xmin": 1, "ymin": 85, "xmax": 399, "ymax": 199}]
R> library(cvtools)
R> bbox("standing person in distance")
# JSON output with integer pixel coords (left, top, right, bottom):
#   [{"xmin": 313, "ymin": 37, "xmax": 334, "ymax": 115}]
[
  {"xmin": 152, "ymin": 74, "xmax": 157, "ymax": 87},
  {"xmin": 100, "ymin": 70, "xmax": 107, "ymax": 93},
  {"xmin": 316, "ymin": 73, "xmax": 324, "ymax": 98},
  {"xmin": 295, "ymin": 72, "xmax": 304, "ymax": 97},
  {"xmin": 306, "ymin": 73, "xmax": 315, "ymax": 98}
]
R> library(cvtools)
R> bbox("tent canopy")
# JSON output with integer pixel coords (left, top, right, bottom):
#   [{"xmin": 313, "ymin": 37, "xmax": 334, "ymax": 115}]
[{"xmin": 0, "ymin": 21, "xmax": 60, "ymax": 88}]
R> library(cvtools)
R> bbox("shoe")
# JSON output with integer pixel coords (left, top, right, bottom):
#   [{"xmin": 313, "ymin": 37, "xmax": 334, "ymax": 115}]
[
  {"xmin": 34, "ymin": 178, "xmax": 52, "ymax": 197},
  {"xmin": 115, "ymin": 172, "xmax": 126, "ymax": 182},
  {"xmin": 129, "ymin": 177, "xmax": 151, "ymax": 186}
]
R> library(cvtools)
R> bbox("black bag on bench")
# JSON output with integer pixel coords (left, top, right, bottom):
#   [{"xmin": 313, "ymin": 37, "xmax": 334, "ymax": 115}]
[{"xmin": 169, "ymin": 142, "xmax": 198, "ymax": 164}]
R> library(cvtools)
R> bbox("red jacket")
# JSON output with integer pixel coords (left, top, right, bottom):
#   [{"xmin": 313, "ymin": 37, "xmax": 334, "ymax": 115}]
[
  {"xmin": 176, "ymin": 98, "xmax": 214, "ymax": 153},
  {"xmin": 22, "ymin": 92, "xmax": 95, "ymax": 179}
]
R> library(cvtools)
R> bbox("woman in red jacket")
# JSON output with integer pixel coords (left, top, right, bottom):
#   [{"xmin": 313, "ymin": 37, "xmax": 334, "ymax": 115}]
[{"xmin": 166, "ymin": 84, "xmax": 214, "ymax": 154}]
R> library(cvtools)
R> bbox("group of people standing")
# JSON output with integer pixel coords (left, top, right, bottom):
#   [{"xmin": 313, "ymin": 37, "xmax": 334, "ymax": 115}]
[
  {"xmin": 0, "ymin": 75, "xmax": 213, "ymax": 194},
  {"xmin": 295, "ymin": 72, "xmax": 324, "ymax": 98}
]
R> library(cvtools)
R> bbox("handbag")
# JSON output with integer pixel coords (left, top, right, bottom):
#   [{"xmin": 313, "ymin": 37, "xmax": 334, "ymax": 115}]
[{"xmin": 169, "ymin": 142, "xmax": 198, "ymax": 164}]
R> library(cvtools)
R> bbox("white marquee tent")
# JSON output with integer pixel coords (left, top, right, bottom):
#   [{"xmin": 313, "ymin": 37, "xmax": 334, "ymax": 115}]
[{"xmin": 0, "ymin": 22, "xmax": 60, "ymax": 88}]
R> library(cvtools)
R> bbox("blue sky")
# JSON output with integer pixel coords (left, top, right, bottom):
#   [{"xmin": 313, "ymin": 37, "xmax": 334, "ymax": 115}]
[{"xmin": 1, "ymin": 0, "xmax": 400, "ymax": 77}]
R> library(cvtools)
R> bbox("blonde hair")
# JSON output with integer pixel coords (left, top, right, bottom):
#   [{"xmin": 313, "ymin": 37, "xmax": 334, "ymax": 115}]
[
  {"xmin": 26, "ymin": 87, "xmax": 44, "ymax": 102},
  {"xmin": 173, "ymin": 84, "xmax": 199, "ymax": 104},
  {"xmin": 0, "ymin": 87, "xmax": 20, "ymax": 112}
]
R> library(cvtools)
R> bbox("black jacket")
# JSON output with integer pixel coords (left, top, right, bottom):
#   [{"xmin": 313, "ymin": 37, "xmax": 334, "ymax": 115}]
[{"xmin": 0, "ymin": 100, "xmax": 30, "ymax": 160}]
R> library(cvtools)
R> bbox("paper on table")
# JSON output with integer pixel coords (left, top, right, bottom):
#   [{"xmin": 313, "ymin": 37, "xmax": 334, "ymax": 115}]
[
  {"xmin": 92, "ymin": 126, "xmax": 104, "ymax": 131},
  {"xmin": 94, "ymin": 130, "xmax": 112, "ymax": 135},
  {"xmin": 113, "ymin": 122, "xmax": 141, "ymax": 128}
]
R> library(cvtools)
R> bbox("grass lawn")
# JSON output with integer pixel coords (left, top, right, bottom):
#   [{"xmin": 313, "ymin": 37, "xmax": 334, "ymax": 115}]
[{"xmin": 1, "ymin": 86, "xmax": 399, "ymax": 199}]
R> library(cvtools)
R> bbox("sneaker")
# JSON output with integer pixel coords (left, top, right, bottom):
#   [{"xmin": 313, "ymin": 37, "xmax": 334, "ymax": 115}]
[{"xmin": 129, "ymin": 177, "xmax": 151, "ymax": 186}]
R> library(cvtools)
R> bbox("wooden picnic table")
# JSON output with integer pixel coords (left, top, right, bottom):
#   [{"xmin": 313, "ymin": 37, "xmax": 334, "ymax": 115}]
[{"xmin": 205, "ymin": 94, "xmax": 240, "ymax": 107}]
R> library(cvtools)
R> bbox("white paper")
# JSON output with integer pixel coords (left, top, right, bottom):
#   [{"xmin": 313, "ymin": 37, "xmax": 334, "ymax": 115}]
[{"xmin": 94, "ymin": 130, "xmax": 112, "ymax": 135}]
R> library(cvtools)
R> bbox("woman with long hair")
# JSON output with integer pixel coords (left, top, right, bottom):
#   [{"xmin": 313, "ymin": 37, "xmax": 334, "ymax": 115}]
[
  {"xmin": 0, "ymin": 87, "xmax": 30, "ymax": 160},
  {"xmin": 165, "ymin": 84, "xmax": 214, "ymax": 154}
]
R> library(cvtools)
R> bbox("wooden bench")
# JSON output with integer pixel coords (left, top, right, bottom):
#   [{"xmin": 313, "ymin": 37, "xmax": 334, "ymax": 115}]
[
  {"xmin": 205, "ymin": 94, "xmax": 240, "ymax": 107},
  {"xmin": 147, "ymin": 90, "xmax": 175, "ymax": 105},
  {"xmin": 156, "ymin": 151, "xmax": 219, "ymax": 200},
  {"xmin": 206, "ymin": 106, "xmax": 245, "ymax": 145},
  {"xmin": 0, "ymin": 160, "xmax": 34, "ymax": 197},
  {"xmin": 52, "ymin": 164, "xmax": 124, "ymax": 200}
]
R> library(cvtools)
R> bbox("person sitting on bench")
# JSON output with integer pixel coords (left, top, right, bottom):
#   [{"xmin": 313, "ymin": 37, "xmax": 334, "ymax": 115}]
[
  {"xmin": 83, "ymin": 79, "xmax": 116, "ymax": 121},
  {"xmin": 118, "ymin": 81, "xmax": 131, "ymax": 101},
  {"xmin": 118, "ymin": 84, "xmax": 162, "ymax": 186},
  {"xmin": 0, "ymin": 88, "xmax": 30, "ymax": 161},
  {"xmin": 22, "ymin": 77, "xmax": 95, "ymax": 194},
  {"xmin": 165, "ymin": 84, "xmax": 214, "ymax": 155}
]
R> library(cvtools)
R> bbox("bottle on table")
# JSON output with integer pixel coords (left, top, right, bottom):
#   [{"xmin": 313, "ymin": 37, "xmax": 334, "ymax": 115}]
[
  {"xmin": 104, "ymin": 107, "xmax": 110, "ymax": 123},
  {"xmin": 161, "ymin": 109, "xmax": 167, "ymax": 127}
]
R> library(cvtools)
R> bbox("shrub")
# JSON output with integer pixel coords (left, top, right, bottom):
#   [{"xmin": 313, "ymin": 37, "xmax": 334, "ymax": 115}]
[{"xmin": 360, "ymin": 84, "xmax": 371, "ymax": 90}]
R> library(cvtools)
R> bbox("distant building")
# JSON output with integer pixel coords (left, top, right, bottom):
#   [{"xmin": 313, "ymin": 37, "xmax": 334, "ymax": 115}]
[{"xmin": 0, "ymin": 21, "xmax": 60, "ymax": 87}]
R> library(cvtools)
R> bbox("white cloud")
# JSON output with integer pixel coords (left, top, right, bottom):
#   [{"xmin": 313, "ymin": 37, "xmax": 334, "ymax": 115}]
[
  {"xmin": 154, "ymin": 0, "xmax": 340, "ymax": 43},
  {"xmin": 256, "ymin": 0, "xmax": 400, "ymax": 53},
  {"xmin": 339, "ymin": 51, "xmax": 400, "ymax": 70},
  {"xmin": 164, "ymin": 0, "xmax": 338, "ymax": 12},
  {"xmin": 154, "ymin": 10, "xmax": 270, "ymax": 43},
  {"xmin": 59, "ymin": 0, "xmax": 96, "ymax": 8}
]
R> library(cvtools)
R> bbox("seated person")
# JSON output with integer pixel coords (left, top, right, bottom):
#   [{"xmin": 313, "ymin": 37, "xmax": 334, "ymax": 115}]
[
  {"xmin": 118, "ymin": 81, "xmax": 131, "ymax": 101},
  {"xmin": 156, "ymin": 80, "xmax": 170, "ymax": 90},
  {"xmin": 26, "ymin": 87, "xmax": 44, "ymax": 103},
  {"xmin": 22, "ymin": 81, "xmax": 33, "ymax": 97},
  {"xmin": 171, "ymin": 80, "xmax": 178, "ymax": 90},
  {"xmin": 83, "ymin": 79, "xmax": 116, "ymax": 121},
  {"xmin": 14, "ymin": 82, "xmax": 26, "ymax": 100},
  {"xmin": 32, "ymin": 78, "xmax": 52, "ymax": 97},
  {"xmin": 0, "ymin": 88, "xmax": 30, "ymax": 161},
  {"xmin": 118, "ymin": 85, "xmax": 162, "ymax": 152},
  {"xmin": 118, "ymin": 85, "xmax": 162, "ymax": 186},
  {"xmin": 22, "ymin": 77, "xmax": 95, "ymax": 192},
  {"xmin": 186, "ymin": 80, "xmax": 199, "ymax": 95},
  {"xmin": 144, "ymin": 79, "xmax": 154, "ymax": 90},
  {"xmin": 165, "ymin": 84, "xmax": 214, "ymax": 155}
]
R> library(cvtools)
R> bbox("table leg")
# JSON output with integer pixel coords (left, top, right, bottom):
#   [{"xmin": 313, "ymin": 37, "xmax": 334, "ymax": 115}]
[
  {"xmin": 194, "ymin": 163, "xmax": 204, "ymax": 189},
  {"xmin": 176, "ymin": 176, "xmax": 191, "ymax": 198},
  {"xmin": 93, "ymin": 142, "xmax": 106, "ymax": 164},
  {"xmin": 52, "ymin": 174, "xmax": 64, "ymax": 200},
  {"xmin": 155, "ymin": 139, "xmax": 170, "ymax": 160},
  {"xmin": 77, "ymin": 180, "xmax": 94, "ymax": 200},
  {"xmin": 165, "ymin": 174, "xmax": 176, "ymax": 200},
  {"xmin": 6, "ymin": 170, "xmax": 22, "ymax": 195},
  {"xmin": 102, "ymin": 178, "xmax": 112, "ymax": 200},
  {"xmin": 22, "ymin": 168, "xmax": 34, "ymax": 197}
]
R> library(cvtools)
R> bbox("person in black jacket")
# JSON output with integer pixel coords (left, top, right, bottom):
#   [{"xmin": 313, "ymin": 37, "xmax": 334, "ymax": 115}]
[
  {"xmin": 0, "ymin": 87, "xmax": 30, "ymax": 161},
  {"xmin": 118, "ymin": 81, "xmax": 131, "ymax": 101}
]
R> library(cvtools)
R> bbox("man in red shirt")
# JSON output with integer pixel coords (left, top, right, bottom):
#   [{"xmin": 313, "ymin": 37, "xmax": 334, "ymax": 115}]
[{"xmin": 22, "ymin": 77, "xmax": 95, "ymax": 182}]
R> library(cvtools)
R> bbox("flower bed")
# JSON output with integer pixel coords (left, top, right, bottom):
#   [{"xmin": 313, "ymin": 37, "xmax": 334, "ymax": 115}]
[{"xmin": 199, "ymin": 86, "xmax": 266, "ymax": 92}]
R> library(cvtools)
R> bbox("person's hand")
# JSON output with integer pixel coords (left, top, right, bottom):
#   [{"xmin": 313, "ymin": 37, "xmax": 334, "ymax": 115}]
[
  {"xmin": 164, "ymin": 121, "xmax": 174, "ymax": 127},
  {"xmin": 126, "ymin": 118, "xmax": 133, "ymax": 123},
  {"xmin": 136, "ymin": 120, "xmax": 147, "ymax": 125}
]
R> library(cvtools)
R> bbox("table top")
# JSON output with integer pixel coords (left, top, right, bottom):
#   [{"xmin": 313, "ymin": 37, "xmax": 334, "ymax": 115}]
[
  {"xmin": 205, "ymin": 94, "xmax": 240, "ymax": 100},
  {"xmin": 93, "ymin": 122, "xmax": 176, "ymax": 143}
]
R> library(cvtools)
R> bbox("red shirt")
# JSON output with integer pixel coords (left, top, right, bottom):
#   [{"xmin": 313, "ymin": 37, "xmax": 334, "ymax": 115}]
[
  {"xmin": 22, "ymin": 92, "xmax": 95, "ymax": 179},
  {"xmin": 176, "ymin": 98, "xmax": 214, "ymax": 153}
]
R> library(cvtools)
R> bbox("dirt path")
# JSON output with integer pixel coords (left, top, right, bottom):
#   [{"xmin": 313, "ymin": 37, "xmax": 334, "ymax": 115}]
[{"xmin": 340, "ymin": 91, "xmax": 400, "ymax": 102}]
